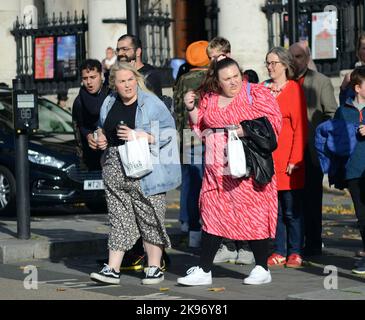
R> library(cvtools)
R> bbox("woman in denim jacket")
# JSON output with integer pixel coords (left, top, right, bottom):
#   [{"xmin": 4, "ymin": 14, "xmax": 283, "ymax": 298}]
[{"xmin": 90, "ymin": 62, "xmax": 181, "ymax": 285}]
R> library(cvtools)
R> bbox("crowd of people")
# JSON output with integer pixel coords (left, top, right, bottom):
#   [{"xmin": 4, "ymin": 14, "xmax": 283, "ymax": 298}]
[{"xmin": 68, "ymin": 32, "xmax": 365, "ymax": 286}]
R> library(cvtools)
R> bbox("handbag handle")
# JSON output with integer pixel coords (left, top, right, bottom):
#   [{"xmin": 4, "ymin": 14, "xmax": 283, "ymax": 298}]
[{"xmin": 228, "ymin": 129, "xmax": 239, "ymax": 141}]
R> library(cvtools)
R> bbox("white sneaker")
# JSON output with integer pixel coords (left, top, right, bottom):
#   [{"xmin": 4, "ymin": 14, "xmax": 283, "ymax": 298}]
[
  {"xmin": 177, "ymin": 266, "xmax": 212, "ymax": 286},
  {"xmin": 189, "ymin": 230, "xmax": 201, "ymax": 248},
  {"xmin": 243, "ymin": 266, "xmax": 272, "ymax": 285},
  {"xmin": 236, "ymin": 249, "xmax": 255, "ymax": 265},
  {"xmin": 213, "ymin": 244, "xmax": 237, "ymax": 263}
]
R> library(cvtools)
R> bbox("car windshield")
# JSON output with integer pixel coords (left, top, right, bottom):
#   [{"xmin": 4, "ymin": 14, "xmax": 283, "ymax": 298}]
[
  {"xmin": 0, "ymin": 93, "xmax": 74, "ymax": 134},
  {"xmin": 38, "ymin": 98, "xmax": 74, "ymax": 133}
]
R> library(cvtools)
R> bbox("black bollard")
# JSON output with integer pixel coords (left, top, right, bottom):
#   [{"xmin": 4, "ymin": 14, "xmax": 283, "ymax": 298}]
[{"xmin": 12, "ymin": 78, "xmax": 31, "ymax": 240}]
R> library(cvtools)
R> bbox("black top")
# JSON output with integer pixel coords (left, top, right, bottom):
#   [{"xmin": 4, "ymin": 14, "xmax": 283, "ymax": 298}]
[
  {"xmin": 72, "ymin": 85, "xmax": 110, "ymax": 170},
  {"xmin": 103, "ymin": 96, "xmax": 137, "ymax": 146},
  {"xmin": 72, "ymin": 85, "xmax": 110, "ymax": 138},
  {"xmin": 139, "ymin": 63, "xmax": 163, "ymax": 97}
]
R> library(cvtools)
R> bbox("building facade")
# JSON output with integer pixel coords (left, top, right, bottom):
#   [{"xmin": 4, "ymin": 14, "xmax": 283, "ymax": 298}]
[{"xmin": 0, "ymin": 0, "xmax": 359, "ymax": 92}]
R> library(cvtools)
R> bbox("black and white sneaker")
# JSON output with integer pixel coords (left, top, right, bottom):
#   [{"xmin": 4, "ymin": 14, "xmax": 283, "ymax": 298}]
[
  {"xmin": 90, "ymin": 264, "xmax": 121, "ymax": 285},
  {"xmin": 141, "ymin": 266, "xmax": 164, "ymax": 285}
]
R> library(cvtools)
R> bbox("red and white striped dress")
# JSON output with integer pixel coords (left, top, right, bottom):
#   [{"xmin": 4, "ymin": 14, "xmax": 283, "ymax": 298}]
[{"xmin": 192, "ymin": 81, "xmax": 282, "ymax": 240}]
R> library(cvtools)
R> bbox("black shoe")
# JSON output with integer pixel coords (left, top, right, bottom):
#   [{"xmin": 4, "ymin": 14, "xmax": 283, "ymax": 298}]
[
  {"xmin": 141, "ymin": 266, "xmax": 164, "ymax": 285},
  {"xmin": 90, "ymin": 264, "xmax": 120, "ymax": 284}
]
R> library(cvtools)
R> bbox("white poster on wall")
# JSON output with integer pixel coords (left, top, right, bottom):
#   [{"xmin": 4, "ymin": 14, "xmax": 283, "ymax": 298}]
[{"xmin": 311, "ymin": 11, "xmax": 337, "ymax": 60}]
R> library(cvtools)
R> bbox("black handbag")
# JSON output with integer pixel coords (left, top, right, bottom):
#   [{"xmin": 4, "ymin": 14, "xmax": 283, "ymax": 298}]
[{"xmin": 240, "ymin": 117, "xmax": 277, "ymax": 185}]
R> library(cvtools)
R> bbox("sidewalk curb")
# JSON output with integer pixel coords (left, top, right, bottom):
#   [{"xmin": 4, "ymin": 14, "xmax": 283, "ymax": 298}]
[
  {"xmin": 287, "ymin": 285, "xmax": 365, "ymax": 300},
  {"xmin": 0, "ymin": 237, "xmax": 107, "ymax": 264}
]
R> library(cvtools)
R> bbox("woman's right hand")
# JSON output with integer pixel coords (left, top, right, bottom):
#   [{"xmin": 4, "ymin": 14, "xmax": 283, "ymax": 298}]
[
  {"xmin": 184, "ymin": 91, "xmax": 196, "ymax": 111},
  {"xmin": 96, "ymin": 129, "xmax": 108, "ymax": 150}
]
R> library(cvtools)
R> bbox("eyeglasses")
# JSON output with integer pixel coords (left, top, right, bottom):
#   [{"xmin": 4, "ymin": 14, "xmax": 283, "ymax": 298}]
[
  {"xmin": 116, "ymin": 47, "xmax": 134, "ymax": 52},
  {"xmin": 265, "ymin": 61, "xmax": 282, "ymax": 68}
]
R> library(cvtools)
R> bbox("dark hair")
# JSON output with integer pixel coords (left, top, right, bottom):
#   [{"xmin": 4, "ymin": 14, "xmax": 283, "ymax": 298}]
[
  {"xmin": 243, "ymin": 69, "xmax": 259, "ymax": 84},
  {"xmin": 117, "ymin": 34, "xmax": 142, "ymax": 49},
  {"xmin": 57, "ymin": 91, "xmax": 68, "ymax": 101},
  {"xmin": 350, "ymin": 65, "xmax": 365, "ymax": 90},
  {"xmin": 79, "ymin": 59, "xmax": 102, "ymax": 74},
  {"xmin": 117, "ymin": 34, "xmax": 143, "ymax": 59},
  {"xmin": 199, "ymin": 57, "xmax": 243, "ymax": 95}
]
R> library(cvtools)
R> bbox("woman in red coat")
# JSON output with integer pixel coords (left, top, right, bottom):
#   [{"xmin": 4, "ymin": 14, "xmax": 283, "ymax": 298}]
[{"xmin": 264, "ymin": 47, "xmax": 308, "ymax": 268}]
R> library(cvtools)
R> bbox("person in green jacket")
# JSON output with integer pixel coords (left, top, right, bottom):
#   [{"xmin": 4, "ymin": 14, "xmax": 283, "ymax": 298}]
[{"xmin": 173, "ymin": 40, "xmax": 210, "ymax": 248}]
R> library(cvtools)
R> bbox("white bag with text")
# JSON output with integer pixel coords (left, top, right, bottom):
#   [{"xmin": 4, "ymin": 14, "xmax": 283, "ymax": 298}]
[{"xmin": 118, "ymin": 131, "xmax": 153, "ymax": 178}]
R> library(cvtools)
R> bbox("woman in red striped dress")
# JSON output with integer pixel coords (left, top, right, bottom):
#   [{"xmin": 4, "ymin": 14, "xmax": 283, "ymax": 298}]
[{"xmin": 177, "ymin": 57, "xmax": 282, "ymax": 286}]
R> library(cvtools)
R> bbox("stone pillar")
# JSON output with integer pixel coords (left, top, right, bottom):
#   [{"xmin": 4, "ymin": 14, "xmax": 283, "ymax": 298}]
[
  {"xmin": 44, "ymin": 0, "xmax": 86, "ymax": 16},
  {"xmin": 0, "ymin": 1, "xmax": 22, "ymax": 85},
  {"xmin": 87, "ymin": 0, "xmax": 127, "ymax": 62},
  {"xmin": 218, "ymin": 0, "xmax": 269, "ymax": 82}
]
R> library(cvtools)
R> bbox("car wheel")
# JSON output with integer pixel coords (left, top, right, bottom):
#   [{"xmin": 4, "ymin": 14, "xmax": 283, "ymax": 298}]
[{"xmin": 0, "ymin": 166, "xmax": 16, "ymax": 216}]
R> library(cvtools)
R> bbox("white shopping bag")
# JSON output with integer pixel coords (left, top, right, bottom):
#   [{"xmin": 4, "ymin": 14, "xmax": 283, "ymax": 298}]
[
  {"xmin": 227, "ymin": 129, "xmax": 247, "ymax": 178},
  {"xmin": 118, "ymin": 131, "xmax": 153, "ymax": 178}
]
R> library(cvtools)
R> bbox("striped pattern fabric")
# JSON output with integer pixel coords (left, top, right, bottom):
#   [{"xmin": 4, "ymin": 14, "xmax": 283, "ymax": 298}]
[{"xmin": 193, "ymin": 81, "xmax": 282, "ymax": 240}]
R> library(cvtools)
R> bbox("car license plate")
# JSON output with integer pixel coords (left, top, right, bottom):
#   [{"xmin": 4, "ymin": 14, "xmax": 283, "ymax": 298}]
[{"xmin": 84, "ymin": 180, "xmax": 104, "ymax": 190}]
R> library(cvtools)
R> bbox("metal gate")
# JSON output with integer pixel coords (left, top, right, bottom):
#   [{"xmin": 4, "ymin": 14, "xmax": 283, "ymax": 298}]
[
  {"xmin": 263, "ymin": 0, "xmax": 365, "ymax": 76},
  {"xmin": 11, "ymin": 11, "xmax": 88, "ymax": 95}
]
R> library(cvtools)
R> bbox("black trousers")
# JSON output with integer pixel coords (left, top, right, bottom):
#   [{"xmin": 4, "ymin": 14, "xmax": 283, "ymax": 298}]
[
  {"xmin": 200, "ymin": 231, "xmax": 269, "ymax": 272},
  {"xmin": 222, "ymin": 238, "xmax": 246, "ymax": 251},
  {"xmin": 303, "ymin": 150, "xmax": 324, "ymax": 253},
  {"xmin": 348, "ymin": 178, "xmax": 365, "ymax": 249}
]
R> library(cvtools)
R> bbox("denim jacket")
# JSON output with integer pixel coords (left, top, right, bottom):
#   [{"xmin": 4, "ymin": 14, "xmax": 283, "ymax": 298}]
[{"xmin": 99, "ymin": 88, "xmax": 181, "ymax": 196}]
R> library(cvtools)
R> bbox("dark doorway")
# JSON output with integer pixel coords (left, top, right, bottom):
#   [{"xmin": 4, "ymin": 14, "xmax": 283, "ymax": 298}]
[{"xmin": 173, "ymin": 0, "xmax": 218, "ymax": 58}]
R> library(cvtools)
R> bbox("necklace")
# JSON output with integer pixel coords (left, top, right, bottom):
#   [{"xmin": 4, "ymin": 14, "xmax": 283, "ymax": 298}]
[{"xmin": 268, "ymin": 80, "xmax": 288, "ymax": 97}]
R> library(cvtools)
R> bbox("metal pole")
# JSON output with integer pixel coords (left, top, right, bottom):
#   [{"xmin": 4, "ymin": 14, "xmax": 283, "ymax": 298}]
[
  {"xmin": 288, "ymin": 0, "xmax": 299, "ymax": 45},
  {"xmin": 13, "ymin": 78, "xmax": 31, "ymax": 240},
  {"xmin": 126, "ymin": 0, "xmax": 139, "ymax": 36}
]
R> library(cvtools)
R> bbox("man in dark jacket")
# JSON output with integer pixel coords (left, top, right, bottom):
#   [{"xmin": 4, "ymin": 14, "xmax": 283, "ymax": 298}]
[
  {"xmin": 72, "ymin": 59, "xmax": 109, "ymax": 170},
  {"xmin": 289, "ymin": 42, "xmax": 338, "ymax": 256},
  {"xmin": 116, "ymin": 34, "xmax": 162, "ymax": 97}
]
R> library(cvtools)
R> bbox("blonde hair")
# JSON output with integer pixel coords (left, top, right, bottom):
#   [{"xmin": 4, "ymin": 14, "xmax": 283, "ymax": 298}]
[
  {"xmin": 207, "ymin": 37, "xmax": 231, "ymax": 56},
  {"xmin": 266, "ymin": 46, "xmax": 295, "ymax": 80},
  {"xmin": 108, "ymin": 61, "xmax": 152, "ymax": 94}
]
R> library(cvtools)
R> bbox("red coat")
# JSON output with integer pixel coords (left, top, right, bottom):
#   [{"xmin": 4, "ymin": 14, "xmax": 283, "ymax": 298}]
[{"xmin": 271, "ymin": 80, "xmax": 308, "ymax": 190}]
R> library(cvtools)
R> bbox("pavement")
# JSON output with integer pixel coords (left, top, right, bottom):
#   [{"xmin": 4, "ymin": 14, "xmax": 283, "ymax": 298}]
[{"xmin": 0, "ymin": 187, "xmax": 365, "ymax": 300}]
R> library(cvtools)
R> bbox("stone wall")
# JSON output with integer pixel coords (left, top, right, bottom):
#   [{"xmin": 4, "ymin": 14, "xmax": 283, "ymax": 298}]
[
  {"xmin": 218, "ymin": 0, "xmax": 269, "ymax": 82},
  {"xmin": 0, "ymin": 2, "xmax": 21, "ymax": 86}
]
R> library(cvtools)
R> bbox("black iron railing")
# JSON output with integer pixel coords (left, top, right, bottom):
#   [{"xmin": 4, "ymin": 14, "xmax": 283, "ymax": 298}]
[
  {"xmin": 103, "ymin": 0, "xmax": 173, "ymax": 87},
  {"xmin": 11, "ymin": 11, "xmax": 88, "ymax": 94},
  {"xmin": 263, "ymin": 0, "xmax": 364, "ymax": 76}
]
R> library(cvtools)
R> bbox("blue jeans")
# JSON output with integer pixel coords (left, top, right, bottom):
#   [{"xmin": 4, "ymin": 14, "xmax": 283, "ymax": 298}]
[
  {"xmin": 179, "ymin": 145, "xmax": 204, "ymax": 231},
  {"xmin": 274, "ymin": 190, "xmax": 304, "ymax": 256}
]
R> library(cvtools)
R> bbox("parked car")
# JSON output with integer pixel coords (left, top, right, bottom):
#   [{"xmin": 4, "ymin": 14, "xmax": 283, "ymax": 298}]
[{"xmin": 0, "ymin": 87, "xmax": 106, "ymax": 216}]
